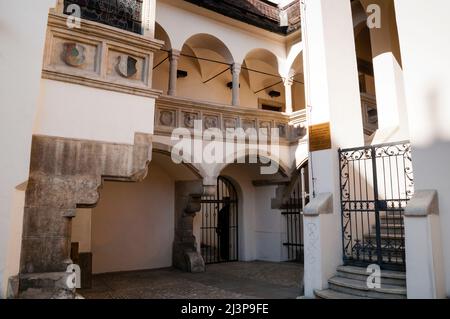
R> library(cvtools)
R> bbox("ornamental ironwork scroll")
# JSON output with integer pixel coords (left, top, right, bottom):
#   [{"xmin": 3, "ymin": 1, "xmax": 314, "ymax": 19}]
[
  {"xmin": 339, "ymin": 141, "xmax": 413, "ymax": 271},
  {"xmin": 64, "ymin": 0, "xmax": 143, "ymax": 34}
]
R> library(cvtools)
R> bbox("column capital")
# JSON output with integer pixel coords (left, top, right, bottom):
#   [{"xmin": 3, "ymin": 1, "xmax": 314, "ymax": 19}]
[
  {"xmin": 169, "ymin": 49, "xmax": 181, "ymax": 60},
  {"xmin": 231, "ymin": 63, "xmax": 242, "ymax": 74}
]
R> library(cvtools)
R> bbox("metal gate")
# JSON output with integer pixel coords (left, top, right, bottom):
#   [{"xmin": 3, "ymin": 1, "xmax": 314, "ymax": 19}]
[
  {"xmin": 200, "ymin": 176, "xmax": 238, "ymax": 264},
  {"xmin": 339, "ymin": 141, "xmax": 414, "ymax": 271},
  {"xmin": 282, "ymin": 162, "xmax": 309, "ymax": 262}
]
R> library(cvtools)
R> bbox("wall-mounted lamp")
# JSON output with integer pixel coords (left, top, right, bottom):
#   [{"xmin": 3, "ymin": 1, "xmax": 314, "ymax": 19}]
[
  {"xmin": 177, "ymin": 70, "xmax": 188, "ymax": 78},
  {"xmin": 268, "ymin": 90, "xmax": 281, "ymax": 98}
]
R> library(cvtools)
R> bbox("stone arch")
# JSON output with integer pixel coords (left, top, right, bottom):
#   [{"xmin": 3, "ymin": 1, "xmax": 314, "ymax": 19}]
[{"xmin": 155, "ymin": 22, "xmax": 172, "ymax": 50}]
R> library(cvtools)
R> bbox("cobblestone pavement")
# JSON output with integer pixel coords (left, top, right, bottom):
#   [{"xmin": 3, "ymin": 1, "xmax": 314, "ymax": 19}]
[{"xmin": 79, "ymin": 261, "xmax": 303, "ymax": 299}]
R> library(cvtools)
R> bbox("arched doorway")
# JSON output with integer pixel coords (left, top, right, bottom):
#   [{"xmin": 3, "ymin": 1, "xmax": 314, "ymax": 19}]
[
  {"xmin": 200, "ymin": 176, "xmax": 238, "ymax": 264},
  {"xmin": 282, "ymin": 160, "xmax": 309, "ymax": 262}
]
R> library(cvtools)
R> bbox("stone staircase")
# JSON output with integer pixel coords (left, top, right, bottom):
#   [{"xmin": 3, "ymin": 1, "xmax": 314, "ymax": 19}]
[
  {"xmin": 314, "ymin": 265, "xmax": 407, "ymax": 299},
  {"xmin": 315, "ymin": 215, "xmax": 407, "ymax": 299}
]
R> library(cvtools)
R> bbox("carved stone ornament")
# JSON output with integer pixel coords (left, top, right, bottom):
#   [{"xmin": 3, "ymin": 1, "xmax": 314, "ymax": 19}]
[
  {"xmin": 204, "ymin": 116, "xmax": 218, "ymax": 129},
  {"xmin": 224, "ymin": 118, "xmax": 237, "ymax": 129},
  {"xmin": 277, "ymin": 123, "xmax": 287, "ymax": 137},
  {"xmin": 117, "ymin": 55, "xmax": 138, "ymax": 78},
  {"xmin": 63, "ymin": 42, "xmax": 86, "ymax": 67},
  {"xmin": 183, "ymin": 112, "xmax": 197, "ymax": 128},
  {"xmin": 159, "ymin": 110, "xmax": 174, "ymax": 127},
  {"xmin": 259, "ymin": 121, "xmax": 271, "ymax": 135}
]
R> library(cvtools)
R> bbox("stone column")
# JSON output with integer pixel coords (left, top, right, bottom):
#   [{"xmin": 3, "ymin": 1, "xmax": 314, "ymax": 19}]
[
  {"xmin": 231, "ymin": 63, "xmax": 241, "ymax": 106},
  {"xmin": 303, "ymin": 193, "xmax": 333, "ymax": 297},
  {"xmin": 284, "ymin": 77, "xmax": 294, "ymax": 114},
  {"xmin": 394, "ymin": 0, "xmax": 450, "ymax": 298},
  {"xmin": 301, "ymin": 0, "xmax": 364, "ymax": 297},
  {"xmin": 173, "ymin": 180, "xmax": 205, "ymax": 273},
  {"xmin": 404, "ymin": 190, "xmax": 445, "ymax": 299},
  {"xmin": 360, "ymin": 0, "xmax": 409, "ymax": 140},
  {"xmin": 168, "ymin": 49, "xmax": 181, "ymax": 96},
  {"xmin": 141, "ymin": 0, "xmax": 156, "ymax": 38}
]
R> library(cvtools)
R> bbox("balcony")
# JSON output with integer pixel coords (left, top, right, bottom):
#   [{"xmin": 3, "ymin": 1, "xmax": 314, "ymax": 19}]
[{"xmin": 155, "ymin": 95, "xmax": 307, "ymax": 144}]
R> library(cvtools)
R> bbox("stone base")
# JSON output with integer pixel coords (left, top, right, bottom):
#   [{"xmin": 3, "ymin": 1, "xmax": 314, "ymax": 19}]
[{"xmin": 17, "ymin": 272, "xmax": 76, "ymax": 299}]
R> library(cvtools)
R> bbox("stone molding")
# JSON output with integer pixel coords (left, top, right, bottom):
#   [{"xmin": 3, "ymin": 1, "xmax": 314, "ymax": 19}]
[
  {"xmin": 404, "ymin": 190, "xmax": 439, "ymax": 217},
  {"xmin": 155, "ymin": 95, "xmax": 308, "ymax": 144},
  {"xmin": 303, "ymin": 193, "xmax": 333, "ymax": 216},
  {"xmin": 42, "ymin": 12, "xmax": 164, "ymax": 98}
]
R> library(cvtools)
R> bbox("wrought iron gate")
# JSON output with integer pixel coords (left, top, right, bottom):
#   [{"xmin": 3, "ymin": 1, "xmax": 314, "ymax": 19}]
[
  {"xmin": 282, "ymin": 162, "xmax": 309, "ymax": 262},
  {"xmin": 339, "ymin": 141, "xmax": 414, "ymax": 271},
  {"xmin": 200, "ymin": 176, "xmax": 238, "ymax": 264}
]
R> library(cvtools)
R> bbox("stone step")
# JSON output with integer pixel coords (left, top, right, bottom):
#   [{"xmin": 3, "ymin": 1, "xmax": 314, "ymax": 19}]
[
  {"xmin": 364, "ymin": 233, "xmax": 404, "ymax": 244},
  {"xmin": 19, "ymin": 272, "xmax": 75, "ymax": 292},
  {"xmin": 380, "ymin": 216, "xmax": 403, "ymax": 224},
  {"xmin": 328, "ymin": 276, "xmax": 406, "ymax": 299},
  {"xmin": 314, "ymin": 288, "xmax": 371, "ymax": 299},
  {"xmin": 336, "ymin": 265, "xmax": 406, "ymax": 286}
]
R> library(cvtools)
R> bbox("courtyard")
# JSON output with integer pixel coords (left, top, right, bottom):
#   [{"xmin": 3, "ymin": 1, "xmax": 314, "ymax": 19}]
[{"xmin": 79, "ymin": 261, "xmax": 303, "ymax": 299}]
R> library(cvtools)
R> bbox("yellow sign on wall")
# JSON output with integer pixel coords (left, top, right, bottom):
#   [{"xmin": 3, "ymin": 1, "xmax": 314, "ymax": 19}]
[{"xmin": 309, "ymin": 122, "xmax": 332, "ymax": 152}]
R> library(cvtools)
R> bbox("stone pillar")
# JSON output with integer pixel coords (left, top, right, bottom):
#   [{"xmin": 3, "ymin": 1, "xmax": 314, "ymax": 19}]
[
  {"xmin": 231, "ymin": 63, "xmax": 241, "ymax": 106},
  {"xmin": 284, "ymin": 77, "xmax": 294, "ymax": 114},
  {"xmin": 18, "ymin": 133, "xmax": 152, "ymax": 298},
  {"xmin": 360, "ymin": 0, "xmax": 409, "ymax": 140},
  {"xmin": 141, "ymin": 0, "xmax": 156, "ymax": 38},
  {"xmin": 404, "ymin": 190, "xmax": 446, "ymax": 299},
  {"xmin": 173, "ymin": 180, "xmax": 205, "ymax": 273},
  {"xmin": 394, "ymin": 0, "xmax": 450, "ymax": 297},
  {"xmin": 168, "ymin": 49, "xmax": 181, "ymax": 96},
  {"xmin": 300, "ymin": 0, "xmax": 364, "ymax": 297},
  {"xmin": 303, "ymin": 193, "xmax": 333, "ymax": 297}
]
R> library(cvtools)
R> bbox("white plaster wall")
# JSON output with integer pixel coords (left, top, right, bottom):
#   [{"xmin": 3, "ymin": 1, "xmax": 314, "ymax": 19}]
[
  {"xmin": 394, "ymin": 0, "xmax": 450, "ymax": 297},
  {"xmin": 254, "ymin": 186, "xmax": 285, "ymax": 262},
  {"xmin": 0, "ymin": 0, "xmax": 56, "ymax": 298},
  {"xmin": 34, "ymin": 79, "xmax": 155, "ymax": 144},
  {"xmin": 72, "ymin": 209, "xmax": 92, "ymax": 253},
  {"xmin": 91, "ymin": 163, "xmax": 174, "ymax": 274}
]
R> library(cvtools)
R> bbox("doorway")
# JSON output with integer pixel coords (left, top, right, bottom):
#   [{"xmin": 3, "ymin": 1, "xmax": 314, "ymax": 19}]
[{"xmin": 200, "ymin": 176, "xmax": 238, "ymax": 264}]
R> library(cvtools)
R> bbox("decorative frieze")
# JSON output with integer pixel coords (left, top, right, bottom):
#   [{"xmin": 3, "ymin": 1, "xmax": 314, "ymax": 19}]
[{"xmin": 155, "ymin": 95, "xmax": 308, "ymax": 145}]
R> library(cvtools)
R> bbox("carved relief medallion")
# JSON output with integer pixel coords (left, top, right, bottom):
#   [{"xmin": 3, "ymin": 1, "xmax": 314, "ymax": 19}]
[
  {"xmin": 116, "ymin": 55, "xmax": 138, "ymax": 78},
  {"xmin": 159, "ymin": 110, "xmax": 174, "ymax": 127},
  {"xmin": 63, "ymin": 43, "xmax": 86, "ymax": 67},
  {"xmin": 204, "ymin": 116, "xmax": 219, "ymax": 129},
  {"xmin": 183, "ymin": 112, "xmax": 198, "ymax": 128}
]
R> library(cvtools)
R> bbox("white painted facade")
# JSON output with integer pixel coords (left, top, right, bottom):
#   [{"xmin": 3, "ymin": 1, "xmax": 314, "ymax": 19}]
[{"xmin": 0, "ymin": 0, "xmax": 450, "ymax": 299}]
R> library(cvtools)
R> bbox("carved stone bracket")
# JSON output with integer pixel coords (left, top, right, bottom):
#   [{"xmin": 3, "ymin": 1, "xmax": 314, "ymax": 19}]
[
  {"xmin": 18, "ymin": 133, "xmax": 152, "ymax": 298},
  {"xmin": 173, "ymin": 180, "xmax": 206, "ymax": 273}
]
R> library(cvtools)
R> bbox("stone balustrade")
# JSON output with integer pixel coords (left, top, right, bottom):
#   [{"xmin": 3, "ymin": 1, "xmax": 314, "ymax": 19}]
[{"xmin": 155, "ymin": 95, "xmax": 308, "ymax": 144}]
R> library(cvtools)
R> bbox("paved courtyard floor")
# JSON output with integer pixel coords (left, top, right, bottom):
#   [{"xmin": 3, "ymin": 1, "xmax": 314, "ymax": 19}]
[{"xmin": 79, "ymin": 261, "xmax": 303, "ymax": 299}]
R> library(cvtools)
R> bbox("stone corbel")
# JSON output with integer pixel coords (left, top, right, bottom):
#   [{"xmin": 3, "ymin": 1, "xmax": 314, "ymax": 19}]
[
  {"xmin": 18, "ymin": 133, "xmax": 152, "ymax": 298},
  {"xmin": 173, "ymin": 180, "xmax": 206, "ymax": 273}
]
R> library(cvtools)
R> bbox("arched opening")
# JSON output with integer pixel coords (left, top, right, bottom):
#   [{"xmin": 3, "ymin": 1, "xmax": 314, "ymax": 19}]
[
  {"xmin": 290, "ymin": 52, "xmax": 306, "ymax": 112},
  {"xmin": 175, "ymin": 33, "xmax": 234, "ymax": 104},
  {"xmin": 199, "ymin": 176, "xmax": 239, "ymax": 264},
  {"xmin": 241, "ymin": 49, "xmax": 284, "ymax": 111},
  {"xmin": 352, "ymin": 0, "xmax": 407, "ymax": 139},
  {"xmin": 70, "ymin": 150, "xmax": 201, "ymax": 280},
  {"xmin": 152, "ymin": 22, "xmax": 172, "ymax": 93}
]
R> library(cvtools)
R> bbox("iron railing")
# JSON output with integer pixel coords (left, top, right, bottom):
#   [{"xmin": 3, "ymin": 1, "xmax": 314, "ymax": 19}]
[
  {"xmin": 282, "ymin": 163, "xmax": 309, "ymax": 262},
  {"xmin": 64, "ymin": 0, "xmax": 143, "ymax": 34},
  {"xmin": 339, "ymin": 141, "xmax": 413, "ymax": 271}
]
